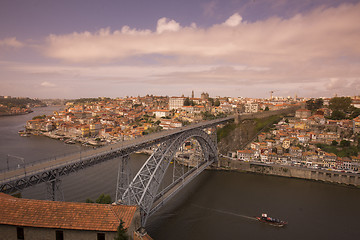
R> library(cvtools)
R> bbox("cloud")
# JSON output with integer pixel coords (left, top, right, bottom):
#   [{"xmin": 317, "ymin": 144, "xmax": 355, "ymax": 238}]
[
  {"xmin": 35, "ymin": 3, "xmax": 360, "ymax": 97},
  {"xmin": 40, "ymin": 81, "xmax": 57, "ymax": 87},
  {"xmin": 223, "ymin": 13, "xmax": 243, "ymax": 26},
  {"xmin": 325, "ymin": 78, "xmax": 345, "ymax": 90},
  {"xmin": 43, "ymin": 3, "xmax": 360, "ymax": 65},
  {"xmin": 156, "ymin": 17, "xmax": 181, "ymax": 34},
  {"xmin": 0, "ymin": 37, "xmax": 23, "ymax": 48}
]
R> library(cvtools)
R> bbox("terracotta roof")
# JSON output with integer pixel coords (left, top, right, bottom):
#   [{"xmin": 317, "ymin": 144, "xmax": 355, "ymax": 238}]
[{"xmin": 0, "ymin": 193, "xmax": 137, "ymax": 232}]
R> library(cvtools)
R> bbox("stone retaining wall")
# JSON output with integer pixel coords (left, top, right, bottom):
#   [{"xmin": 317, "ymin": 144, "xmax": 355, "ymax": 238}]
[
  {"xmin": 218, "ymin": 157, "xmax": 360, "ymax": 187},
  {"xmin": 234, "ymin": 106, "xmax": 300, "ymax": 123}
]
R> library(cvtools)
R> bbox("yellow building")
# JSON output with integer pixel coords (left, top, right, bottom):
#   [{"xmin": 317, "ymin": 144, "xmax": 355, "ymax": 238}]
[
  {"xmin": 81, "ymin": 125, "xmax": 90, "ymax": 137},
  {"xmin": 294, "ymin": 121, "xmax": 307, "ymax": 130}
]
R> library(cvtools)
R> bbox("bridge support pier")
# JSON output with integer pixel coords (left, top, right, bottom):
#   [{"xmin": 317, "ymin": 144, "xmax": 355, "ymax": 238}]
[
  {"xmin": 46, "ymin": 171, "xmax": 63, "ymax": 201},
  {"xmin": 115, "ymin": 155, "xmax": 131, "ymax": 204}
]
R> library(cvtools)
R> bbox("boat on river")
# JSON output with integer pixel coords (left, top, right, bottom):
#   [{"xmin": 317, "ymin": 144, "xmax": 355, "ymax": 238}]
[{"xmin": 256, "ymin": 213, "xmax": 287, "ymax": 227}]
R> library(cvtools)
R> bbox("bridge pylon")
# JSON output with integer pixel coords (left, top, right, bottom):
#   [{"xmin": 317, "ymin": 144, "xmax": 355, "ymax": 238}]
[
  {"xmin": 46, "ymin": 170, "xmax": 63, "ymax": 201},
  {"xmin": 115, "ymin": 154, "xmax": 131, "ymax": 204}
]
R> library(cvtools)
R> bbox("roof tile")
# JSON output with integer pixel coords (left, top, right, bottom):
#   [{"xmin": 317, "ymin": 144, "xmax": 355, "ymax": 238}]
[{"xmin": 0, "ymin": 193, "xmax": 137, "ymax": 232}]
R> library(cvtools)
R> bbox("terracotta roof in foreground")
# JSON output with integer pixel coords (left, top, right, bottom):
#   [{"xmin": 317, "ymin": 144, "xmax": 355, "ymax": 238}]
[{"xmin": 0, "ymin": 193, "xmax": 137, "ymax": 232}]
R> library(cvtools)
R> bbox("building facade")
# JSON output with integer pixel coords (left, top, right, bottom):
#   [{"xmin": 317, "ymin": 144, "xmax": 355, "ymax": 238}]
[
  {"xmin": 169, "ymin": 97, "xmax": 185, "ymax": 110},
  {"xmin": 0, "ymin": 193, "xmax": 142, "ymax": 240}
]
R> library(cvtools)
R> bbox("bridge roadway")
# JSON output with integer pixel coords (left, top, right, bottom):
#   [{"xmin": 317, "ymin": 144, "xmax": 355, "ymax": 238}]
[{"xmin": 0, "ymin": 116, "xmax": 234, "ymax": 193}]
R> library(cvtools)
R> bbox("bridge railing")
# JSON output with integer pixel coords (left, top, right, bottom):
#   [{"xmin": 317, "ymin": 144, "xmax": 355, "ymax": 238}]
[
  {"xmin": 0, "ymin": 147, "xmax": 117, "ymax": 183},
  {"xmin": 0, "ymin": 147, "xmax": 93, "ymax": 173}
]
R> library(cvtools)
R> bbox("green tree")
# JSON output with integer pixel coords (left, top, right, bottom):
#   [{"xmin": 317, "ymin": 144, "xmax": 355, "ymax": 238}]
[
  {"xmin": 264, "ymin": 106, "xmax": 269, "ymax": 111},
  {"xmin": 330, "ymin": 110, "xmax": 346, "ymax": 120},
  {"xmin": 314, "ymin": 98, "xmax": 324, "ymax": 109},
  {"xmin": 329, "ymin": 97, "xmax": 352, "ymax": 112},
  {"xmin": 208, "ymin": 98, "xmax": 214, "ymax": 106},
  {"xmin": 114, "ymin": 220, "xmax": 129, "ymax": 240},
  {"xmin": 32, "ymin": 114, "xmax": 46, "ymax": 120},
  {"xmin": 340, "ymin": 140, "xmax": 351, "ymax": 147},
  {"xmin": 201, "ymin": 111, "xmax": 216, "ymax": 120},
  {"xmin": 306, "ymin": 98, "xmax": 323, "ymax": 111},
  {"xmin": 184, "ymin": 97, "xmax": 191, "ymax": 106},
  {"xmin": 95, "ymin": 194, "xmax": 112, "ymax": 204},
  {"xmin": 350, "ymin": 107, "xmax": 360, "ymax": 119},
  {"xmin": 331, "ymin": 140, "xmax": 338, "ymax": 146},
  {"xmin": 214, "ymin": 99, "xmax": 220, "ymax": 107}
]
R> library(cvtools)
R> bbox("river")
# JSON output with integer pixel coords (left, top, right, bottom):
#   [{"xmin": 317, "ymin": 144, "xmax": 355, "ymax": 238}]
[{"xmin": 1, "ymin": 107, "xmax": 360, "ymax": 239}]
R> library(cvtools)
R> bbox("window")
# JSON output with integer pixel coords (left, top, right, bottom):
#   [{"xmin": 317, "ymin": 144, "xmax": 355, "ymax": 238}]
[
  {"xmin": 97, "ymin": 233, "xmax": 105, "ymax": 240},
  {"xmin": 56, "ymin": 230, "xmax": 64, "ymax": 240},
  {"xmin": 17, "ymin": 227, "xmax": 24, "ymax": 240}
]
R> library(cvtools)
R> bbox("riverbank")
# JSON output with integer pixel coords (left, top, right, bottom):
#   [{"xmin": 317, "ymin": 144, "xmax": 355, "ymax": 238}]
[
  {"xmin": 0, "ymin": 111, "xmax": 33, "ymax": 117},
  {"xmin": 217, "ymin": 157, "xmax": 360, "ymax": 187},
  {"xmin": 39, "ymin": 130, "xmax": 106, "ymax": 146}
]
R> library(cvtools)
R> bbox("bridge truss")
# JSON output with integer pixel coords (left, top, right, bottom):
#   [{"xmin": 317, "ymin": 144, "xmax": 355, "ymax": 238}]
[{"xmin": 119, "ymin": 128, "xmax": 218, "ymax": 225}]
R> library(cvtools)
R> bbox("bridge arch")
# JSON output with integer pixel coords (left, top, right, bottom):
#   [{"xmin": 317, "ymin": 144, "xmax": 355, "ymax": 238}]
[{"xmin": 119, "ymin": 128, "xmax": 217, "ymax": 225}]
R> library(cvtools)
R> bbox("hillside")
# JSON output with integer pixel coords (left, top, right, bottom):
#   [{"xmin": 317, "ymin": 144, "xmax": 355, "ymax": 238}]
[{"xmin": 217, "ymin": 115, "xmax": 282, "ymax": 154}]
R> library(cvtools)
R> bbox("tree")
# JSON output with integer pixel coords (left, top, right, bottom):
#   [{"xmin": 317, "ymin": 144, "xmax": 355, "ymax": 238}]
[
  {"xmin": 264, "ymin": 106, "xmax": 269, "ymax": 111},
  {"xmin": 114, "ymin": 220, "xmax": 129, "ymax": 240},
  {"xmin": 314, "ymin": 98, "xmax": 324, "ymax": 109},
  {"xmin": 331, "ymin": 140, "xmax": 338, "ymax": 146},
  {"xmin": 350, "ymin": 107, "xmax": 360, "ymax": 119},
  {"xmin": 95, "ymin": 194, "xmax": 112, "ymax": 204},
  {"xmin": 330, "ymin": 110, "xmax": 346, "ymax": 120},
  {"xmin": 214, "ymin": 99, "xmax": 220, "ymax": 107},
  {"xmin": 306, "ymin": 98, "xmax": 323, "ymax": 111},
  {"xmin": 208, "ymin": 98, "xmax": 214, "ymax": 106},
  {"xmin": 32, "ymin": 115, "xmax": 46, "ymax": 120},
  {"xmin": 329, "ymin": 97, "xmax": 352, "ymax": 113},
  {"xmin": 340, "ymin": 140, "xmax": 351, "ymax": 148},
  {"xmin": 184, "ymin": 97, "xmax": 191, "ymax": 106}
]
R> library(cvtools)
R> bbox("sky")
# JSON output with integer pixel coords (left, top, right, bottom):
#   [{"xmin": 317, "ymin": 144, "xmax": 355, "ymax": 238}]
[{"xmin": 1, "ymin": 0, "xmax": 360, "ymax": 99}]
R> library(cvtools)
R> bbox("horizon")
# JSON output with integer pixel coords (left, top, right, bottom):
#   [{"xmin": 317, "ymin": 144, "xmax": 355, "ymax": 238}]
[
  {"xmin": 1, "ymin": 0, "xmax": 360, "ymax": 99},
  {"xmin": 2, "ymin": 93, "xmax": 358, "ymax": 101}
]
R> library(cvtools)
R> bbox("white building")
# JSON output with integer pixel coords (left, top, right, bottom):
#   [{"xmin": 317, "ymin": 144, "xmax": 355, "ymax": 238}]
[
  {"xmin": 169, "ymin": 97, "xmax": 185, "ymax": 110},
  {"xmin": 245, "ymin": 103, "xmax": 259, "ymax": 113},
  {"xmin": 153, "ymin": 110, "xmax": 171, "ymax": 119}
]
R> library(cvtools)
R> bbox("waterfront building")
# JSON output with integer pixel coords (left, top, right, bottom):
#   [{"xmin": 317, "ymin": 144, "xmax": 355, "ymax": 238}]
[{"xmin": 237, "ymin": 149, "xmax": 254, "ymax": 161}]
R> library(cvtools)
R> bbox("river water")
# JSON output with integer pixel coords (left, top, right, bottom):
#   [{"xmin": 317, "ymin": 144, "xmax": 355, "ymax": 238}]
[{"xmin": 1, "ymin": 107, "xmax": 360, "ymax": 240}]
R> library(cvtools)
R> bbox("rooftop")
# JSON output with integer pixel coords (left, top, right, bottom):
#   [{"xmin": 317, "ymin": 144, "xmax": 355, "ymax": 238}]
[{"xmin": 0, "ymin": 193, "xmax": 137, "ymax": 232}]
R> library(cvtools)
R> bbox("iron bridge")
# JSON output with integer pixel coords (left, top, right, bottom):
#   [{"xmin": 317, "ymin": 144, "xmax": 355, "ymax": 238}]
[{"xmin": 0, "ymin": 116, "xmax": 234, "ymax": 224}]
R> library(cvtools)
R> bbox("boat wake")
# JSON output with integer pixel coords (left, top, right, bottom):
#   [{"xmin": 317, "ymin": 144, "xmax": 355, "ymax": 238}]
[{"xmin": 191, "ymin": 204, "xmax": 257, "ymax": 221}]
